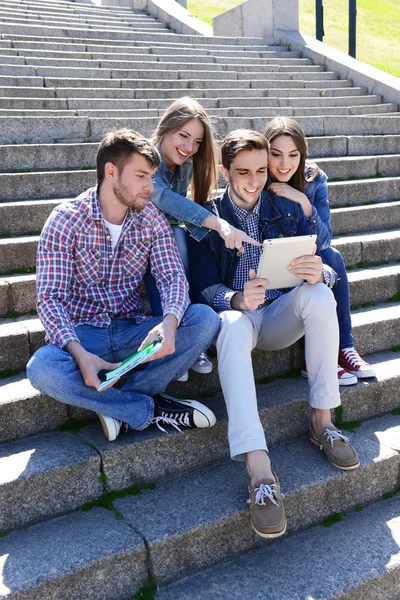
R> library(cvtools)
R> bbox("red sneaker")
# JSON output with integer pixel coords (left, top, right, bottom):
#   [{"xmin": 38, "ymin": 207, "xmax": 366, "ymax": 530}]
[
  {"xmin": 301, "ymin": 361, "xmax": 357, "ymax": 386},
  {"xmin": 338, "ymin": 348, "xmax": 377, "ymax": 378}
]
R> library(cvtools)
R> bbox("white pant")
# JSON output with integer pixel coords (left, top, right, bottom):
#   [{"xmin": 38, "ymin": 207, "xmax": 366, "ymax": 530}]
[{"xmin": 216, "ymin": 283, "xmax": 340, "ymax": 460}]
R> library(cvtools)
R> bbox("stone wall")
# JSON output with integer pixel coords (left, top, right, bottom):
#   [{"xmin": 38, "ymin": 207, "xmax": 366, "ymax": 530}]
[{"xmin": 213, "ymin": 0, "xmax": 299, "ymax": 41}]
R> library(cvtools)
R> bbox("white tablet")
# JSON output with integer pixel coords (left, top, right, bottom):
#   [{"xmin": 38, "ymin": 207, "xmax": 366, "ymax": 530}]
[{"xmin": 257, "ymin": 235, "xmax": 317, "ymax": 289}]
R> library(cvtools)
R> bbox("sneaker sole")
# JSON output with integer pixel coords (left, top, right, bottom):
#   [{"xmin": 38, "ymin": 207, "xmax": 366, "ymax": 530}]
[
  {"xmin": 301, "ymin": 370, "xmax": 357, "ymax": 386},
  {"xmin": 190, "ymin": 364, "xmax": 213, "ymax": 374},
  {"xmin": 251, "ymin": 521, "xmax": 287, "ymax": 539},
  {"xmin": 341, "ymin": 369, "xmax": 377, "ymax": 379},
  {"xmin": 97, "ymin": 414, "xmax": 120, "ymax": 442},
  {"xmin": 309, "ymin": 436, "xmax": 360, "ymax": 470}
]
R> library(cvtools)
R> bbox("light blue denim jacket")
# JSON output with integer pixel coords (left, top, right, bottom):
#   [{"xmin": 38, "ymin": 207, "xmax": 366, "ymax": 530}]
[
  {"xmin": 149, "ymin": 151, "xmax": 211, "ymax": 242},
  {"xmin": 304, "ymin": 165, "xmax": 332, "ymax": 251}
]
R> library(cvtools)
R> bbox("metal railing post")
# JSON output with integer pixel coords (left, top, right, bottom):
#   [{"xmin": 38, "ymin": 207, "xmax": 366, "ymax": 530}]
[
  {"xmin": 316, "ymin": 0, "xmax": 324, "ymax": 41},
  {"xmin": 349, "ymin": 0, "xmax": 357, "ymax": 57}
]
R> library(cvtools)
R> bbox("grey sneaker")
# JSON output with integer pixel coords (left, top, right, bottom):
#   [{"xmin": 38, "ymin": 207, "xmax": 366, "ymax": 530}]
[
  {"xmin": 248, "ymin": 474, "xmax": 287, "ymax": 539},
  {"xmin": 191, "ymin": 352, "xmax": 213, "ymax": 374}
]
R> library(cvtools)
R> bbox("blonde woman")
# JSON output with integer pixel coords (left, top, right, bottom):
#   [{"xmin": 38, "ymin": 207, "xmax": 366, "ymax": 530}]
[{"xmin": 146, "ymin": 97, "xmax": 260, "ymax": 376}]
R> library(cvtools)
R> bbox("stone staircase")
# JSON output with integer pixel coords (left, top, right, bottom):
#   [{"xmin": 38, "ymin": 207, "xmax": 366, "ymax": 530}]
[{"xmin": 0, "ymin": 0, "xmax": 400, "ymax": 597}]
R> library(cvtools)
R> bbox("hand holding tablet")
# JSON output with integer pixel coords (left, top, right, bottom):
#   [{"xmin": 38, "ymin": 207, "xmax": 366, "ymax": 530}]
[{"xmin": 257, "ymin": 235, "xmax": 318, "ymax": 289}]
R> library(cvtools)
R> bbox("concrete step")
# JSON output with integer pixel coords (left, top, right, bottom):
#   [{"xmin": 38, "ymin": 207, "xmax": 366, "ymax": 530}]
[
  {"xmin": 0, "ymin": 64, "xmax": 336, "ymax": 80},
  {"xmin": 3, "ymin": 40, "xmax": 300, "ymax": 59},
  {"xmin": 0, "ymin": 505, "xmax": 148, "ymax": 599},
  {"xmin": 0, "ymin": 79, "xmax": 364, "ymax": 96},
  {"xmin": 317, "ymin": 154, "xmax": 400, "ymax": 180},
  {"xmin": 308, "ymin": 134, "xmax": 400, "ymax": 158},
  {"xmin": 2, "ymin": 139, "xmax": 398, "ymax": 174},
  {"xmin": 158, "ymin": 484, "xmax": 400, "ymax": 600},
  {"xmin": 0, "ymin": 23, "xmax": 267, "ymax": 45},
  {"xmin": 347, "ymin": 263, "xmax": 400, "ymax": 306},
  {"xmin": 1, "ymin": 32, "xmax": 281, "ymax": 51},
  {"xmin": 331, "ymin": 200, "xmax": 400, "ymax": 235},
  {"xmin": 3, "ymin": 114, "xmax": 400, "ymax": 145},
  {"xmin": 3, "ymin": 410, "xmax": 400, "ymax": 594},
  {"xmin": 1, "ymin": 297, "xmax": 399, "ymax": 375},
  {"xmin": 0, "ymin": 361, "xmax": 399, "ymax": 530},
  {"xmin": 0, "ymin": 430, "xmax": 103, "ymax": 531},
  {"xmin": 1, "ymin": 206, "xmax": 399, "ymax": 268},
  {"xmin": 0, "ymin": 94, "xmax": 386, "ymax": 112},
  {"xmin": 1, "ymin": 166, "xmax": 399, "ymax": 203},
  {"xmin": 1, "ymin": 252, "xmax": 398, "ymax": 317},
  {"xmin": 16, "ymin": 53, "xmax": 313, "ymax": 67},
  {"xmin": 328, "ymin": 176, "xmax": 400, "ymax": 207},
  {"xmin": 332, "ymin": 229, "xmax": 400, "ymax": 266},
  {"xmin": 3, "ymin": 104, "xmax": 398, "ymax": 119},
  {"xmin": 2, "ymin": 412, "xmax": 398, "ymax": 599},
  {"xmin": 0, "ymin": 15, "xmax": 168, "ymax": 30}
]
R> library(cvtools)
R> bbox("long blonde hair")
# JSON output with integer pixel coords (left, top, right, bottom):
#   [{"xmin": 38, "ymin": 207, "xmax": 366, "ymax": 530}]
[{"xmin": 152, "ymin": 97, "xmax": 217, "ymax": 205}]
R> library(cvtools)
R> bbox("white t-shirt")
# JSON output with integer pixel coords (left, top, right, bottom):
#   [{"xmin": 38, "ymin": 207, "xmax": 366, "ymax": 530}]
[{"xmin": 103, "ymin": 218, "xmax": 123, "ymax": 251}]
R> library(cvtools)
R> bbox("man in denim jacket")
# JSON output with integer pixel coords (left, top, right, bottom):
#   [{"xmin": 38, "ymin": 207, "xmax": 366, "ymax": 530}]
[{"xmin": 187, "ymin": 129, "xmax": 360, "ymax": 540}]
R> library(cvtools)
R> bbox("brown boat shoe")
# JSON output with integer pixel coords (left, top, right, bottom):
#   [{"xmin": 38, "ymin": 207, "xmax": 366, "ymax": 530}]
[
  {"xmin": 309, "ymin": 425, "xmax": 360, "ymax": 471},
  {"xmin": 248, "ymin": 473, "xmax": 287, "ymax": 539}
]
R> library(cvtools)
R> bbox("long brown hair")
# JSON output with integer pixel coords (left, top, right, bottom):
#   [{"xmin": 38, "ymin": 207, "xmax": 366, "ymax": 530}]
[
  {"xmin": 152, "ymin": 97, "xmax": 217, "ymax": 205},
  {"xmin": 263, "ymin": 117, "xmax": 318, "ymax": 193}
]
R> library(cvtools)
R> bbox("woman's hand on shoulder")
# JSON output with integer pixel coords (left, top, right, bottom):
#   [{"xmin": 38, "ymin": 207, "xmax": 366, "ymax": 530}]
[
  {"xmin": 268, "ymin": 183, "xmax": 313, "ymax": 218},
  {"xmin": 268, "ymin": 182, "xmax": 303, "ymax": 202}
]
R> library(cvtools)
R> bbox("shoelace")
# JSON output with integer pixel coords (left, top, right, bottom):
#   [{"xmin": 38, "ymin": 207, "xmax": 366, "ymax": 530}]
[
  {"xmin": 341, "ymin": 348, "xmax": 366, "ymax": 368},
  {"xmin": 254, "ymin": 483, "xmax": 278, "ymax": 507},
  {"xmin": 152, "ymin": 411, "xmax": 191, "ymax": 433},
  {"xmin": 322, "ymin": 428, "xmax": 349, "ymax": 448}
]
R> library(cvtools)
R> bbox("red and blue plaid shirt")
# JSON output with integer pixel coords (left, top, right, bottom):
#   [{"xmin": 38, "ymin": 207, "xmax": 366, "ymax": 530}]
[{"xmin": 36, "ymin": 186, "xmax": 189, "ymax": 348}]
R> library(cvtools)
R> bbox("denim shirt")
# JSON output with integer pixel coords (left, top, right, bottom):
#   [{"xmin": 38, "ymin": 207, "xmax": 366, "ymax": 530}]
[
  {"xmin": 187, "ymin": 188, "xmax": 312, "ymax": 307},
  {"xmin": 149, "ymin": 151, "xmax": 212, "ymax": 242},
  {"xmin": 304, "ymin": 165, "xmax": 332, "ymax": 251}
]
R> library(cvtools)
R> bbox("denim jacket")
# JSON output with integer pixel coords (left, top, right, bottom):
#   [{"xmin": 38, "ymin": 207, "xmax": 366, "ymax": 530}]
[
  {"xmin": 187, "ymin": 188, "xmax": 314, "ymax": 307},
  {"xmin": 304, "ymin": 165, "xmax": 332, "ymax": 251},
  {"xmin": 149, "ymin": 151, "xmax": 212, "ymax": 242}
]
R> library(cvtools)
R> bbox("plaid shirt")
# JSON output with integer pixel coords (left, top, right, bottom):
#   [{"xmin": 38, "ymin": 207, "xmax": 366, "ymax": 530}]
[
  {"xmin": 214, "ymin": 192, "xmax": 283, "ymax": 311},
  {"xmin": 36, "ymin": 186, "xmax": 189, "ymax": 348}
]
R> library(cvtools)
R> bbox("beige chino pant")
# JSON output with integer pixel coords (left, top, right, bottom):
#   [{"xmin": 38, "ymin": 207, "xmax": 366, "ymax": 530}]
[{"xmin": 216, "ymin": 282, "xmax": 341, "ymax": 460}]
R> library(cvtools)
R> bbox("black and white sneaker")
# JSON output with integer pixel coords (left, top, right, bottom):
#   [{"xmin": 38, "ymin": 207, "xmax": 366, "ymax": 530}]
[{"xmin": 152, "ymin": 393, "xmax": 216, "ymax": 432}]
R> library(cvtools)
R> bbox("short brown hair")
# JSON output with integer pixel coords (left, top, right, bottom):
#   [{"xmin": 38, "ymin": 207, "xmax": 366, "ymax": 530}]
[
  {"xmin": 220, "ymin": 129, "xmax": 270, "ymax": 170},
  {"xmin": 96, "ymin": 129, "xmax": 160, "ymax": 185}
]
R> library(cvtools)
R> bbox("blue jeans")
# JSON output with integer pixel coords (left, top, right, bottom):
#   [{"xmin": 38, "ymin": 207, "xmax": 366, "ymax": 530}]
[
  {"xmin": 145, "ymin": 225, "xmax": 189, "ymax": 316},
  {"xmin": 27, "ymin": 304, "xmax": 220, "ymax": 430},
  {"xmin": 320, "ymin": 246, "xmax": 354, "ymax": 350}
]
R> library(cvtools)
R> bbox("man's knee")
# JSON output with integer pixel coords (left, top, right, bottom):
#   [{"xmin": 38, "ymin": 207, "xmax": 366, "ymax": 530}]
[
  {"xmin": 218, "ymin": 310, "xmax": 254, "ymax": 342},
  {"xmin": 183, "ymin": 303, "xmax": 220, "ymax": 335},
  {"xmin": 27, "ymin": 345, "xmax": 69, "ymax": 390},
  {"xmin": 298, "ymin": 282, "xmax": 337, "ymax": 316}
]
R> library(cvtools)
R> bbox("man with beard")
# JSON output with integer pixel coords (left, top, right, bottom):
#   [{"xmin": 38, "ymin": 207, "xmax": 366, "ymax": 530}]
[{"xmin": 27, "ymin": 129, "xmax": 220, "ymax": 441}]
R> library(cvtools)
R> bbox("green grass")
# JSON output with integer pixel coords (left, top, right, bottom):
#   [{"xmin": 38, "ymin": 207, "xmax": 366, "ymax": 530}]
[
  {"xmin": 392, "ymin": 408, "xmax": 400, "ymax": 415},
  {"xmin": 322, "ymin": 511, "xmax": 347, "ymax": 527},
  {"xmin": 133, "ymin": 576, "xmax": 158, "ymax": 600},
  {"xmin": 187, "ymin": 0, "xmax": 400, "ymax": 76},
  {"xmin": 58, "ymin": 416, "xmax": 98, "ymax": 434},
  {"xmin": 81, "ymin": 483, "xmax": 157, "ymax": 512},
  {"xmin": 0, "ymin": 369, "xmax": 23, "ymax": 379},
  {"xmin": 382, "ymin": 487, "xmax": 400, "ymax": 500}
]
